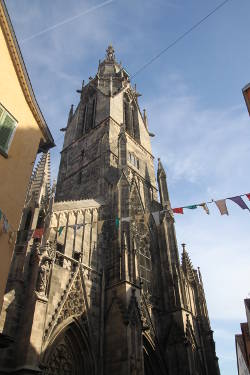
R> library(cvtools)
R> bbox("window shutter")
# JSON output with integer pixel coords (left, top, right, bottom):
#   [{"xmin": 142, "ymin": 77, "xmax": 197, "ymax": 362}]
[{"xmin": 0, "ymin": 114, "xmax": 16, "ymax": 153}]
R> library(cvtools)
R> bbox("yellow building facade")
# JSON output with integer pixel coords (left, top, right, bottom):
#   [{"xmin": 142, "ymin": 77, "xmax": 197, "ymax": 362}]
[{"xmin": 0, "ymin": 0, "xmax": 54, "ymax": 311}]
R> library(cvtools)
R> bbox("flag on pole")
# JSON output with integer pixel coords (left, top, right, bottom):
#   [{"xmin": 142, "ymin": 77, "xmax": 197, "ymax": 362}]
[
  {"xmin": 215, "ymin": 200, "xmax": 228, "ymax": 216},
  {"xmin": 199, "ymin": 203, "xmax": 210, "ymax": 215},
  {"xmin": 245, "ymin": 193, "xmax": 250, "ymax": 201},
  {"xmin": 186, "ymin": 205, "xmax": 197, "ymax": 210},
  {"xmin": 228, "ymin": 196, "xmax": 249, "ymax": 211},
  {"xmin": 173, "ymin": 207, "xmax": 184, "ymax": 214}
]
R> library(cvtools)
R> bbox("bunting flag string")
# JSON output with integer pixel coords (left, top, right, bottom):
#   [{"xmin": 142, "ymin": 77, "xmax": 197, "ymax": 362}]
[
  {"xmin": 172, "ymin": 192, "xmax": 250, "ymax": 216},
  {"xmin": 0, "ymin": 192, "xmax": 250, "ymax": 238}
]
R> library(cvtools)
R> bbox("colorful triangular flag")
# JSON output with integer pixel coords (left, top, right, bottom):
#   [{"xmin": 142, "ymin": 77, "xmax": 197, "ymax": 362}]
[
  {"xmin": 185, "ymin": 205, "xmax": 197, "ymax": 210},
  {"xmin": 58, "ymin": 226, "xmax": 64, "ymax": 236},
  {"xmin": 33, "ymin": 228, "xmax": 44, "ymax": 238},
  {"xmin": 215, "ymin": 199, "xmax": 228, "ymax": 216},
  {"xmin": 199, "ymin": 203, "xmax": 210, "ymax": 215},
  {"xmin": 115, "ymin": 217, "xmax": 120, "ymax": 229},
  {"xmin": 173, "ymin": 207, "xmax": 184, "ymax": 214},
  {"xmin": 245, "ymin": 193, "xmax": 250, "ymax": 201},
  {"xmin": 228, "ymin": 196, "xmax": 249, "ymax": 211}
]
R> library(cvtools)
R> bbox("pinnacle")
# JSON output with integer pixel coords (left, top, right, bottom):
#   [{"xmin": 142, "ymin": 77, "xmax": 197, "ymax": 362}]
[
  {"xmin": 27, "ymin": 151, "xmax": 51, "ymax": 204},
  {"xmin": 157, "ymin": 158, "xmax": 166, "ymax": 177},
  {"xmin": 181, "ymin": 244, "xmax": 195, "ymax": 280}
]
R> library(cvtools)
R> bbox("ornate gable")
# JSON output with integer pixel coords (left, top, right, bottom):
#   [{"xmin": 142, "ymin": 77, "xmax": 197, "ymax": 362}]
[{"xmin": 44, "ymin": 267, "xmax": 87, "ymax": 343}]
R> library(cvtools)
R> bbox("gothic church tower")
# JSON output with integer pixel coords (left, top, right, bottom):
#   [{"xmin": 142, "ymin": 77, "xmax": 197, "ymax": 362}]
[{"xmin": 0, "ymin": 46, "xmax": 220, "ymax": 375}]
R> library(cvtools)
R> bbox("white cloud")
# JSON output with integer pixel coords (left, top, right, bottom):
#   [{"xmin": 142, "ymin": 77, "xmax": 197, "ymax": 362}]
[{"xmin": 144, "ymin": 74, "xmax": 250, "ymax": 325}]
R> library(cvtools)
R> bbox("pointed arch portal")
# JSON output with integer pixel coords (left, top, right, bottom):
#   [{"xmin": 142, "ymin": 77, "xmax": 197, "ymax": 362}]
[
  {"xmin": 143, "ymin": 334, "xmax": 166, "ymax": 375},
  {"xmin": 43, "ymin": 320, "xmax": 95, "ymax": 375}
]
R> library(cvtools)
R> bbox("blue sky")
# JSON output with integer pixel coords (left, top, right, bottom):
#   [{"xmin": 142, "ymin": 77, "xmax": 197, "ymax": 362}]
[{"xmin": 5, "ymin": 0, "xmax": 250, "ymax": 373}]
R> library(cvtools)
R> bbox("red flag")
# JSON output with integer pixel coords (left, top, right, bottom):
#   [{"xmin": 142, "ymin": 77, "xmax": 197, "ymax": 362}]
[
  {"xmin": 33, "ymin": 228, "xmax": 44, "ymax": 239},
  {"xmin": 246, "ymin": 193, "xmax": 250, "ymax": 201},
  {"xmin": 173, "ymin": 207, "xmax": 184, "ymax": 214}
]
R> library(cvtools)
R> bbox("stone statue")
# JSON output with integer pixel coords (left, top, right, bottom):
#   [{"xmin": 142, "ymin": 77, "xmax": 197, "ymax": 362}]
[{"xmin": 37, "ymin": 259, "xmax": 50, "ymax": 294}]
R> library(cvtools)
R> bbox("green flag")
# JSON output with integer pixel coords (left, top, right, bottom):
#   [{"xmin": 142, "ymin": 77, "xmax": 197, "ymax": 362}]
[
  {"xmin": 58, "ymin": 226, "xmax": 64, "ymax": 236},
  {"xmin": 115, "ymin": 217, "xmax": 120, "ymax": 229},
  {"xmin": 0, "ymin": 209, "xmax": 2, "ymax": 221},
  {"xmin": 186, "ymin": 205, "xmax": 197, "ymax": 209}
]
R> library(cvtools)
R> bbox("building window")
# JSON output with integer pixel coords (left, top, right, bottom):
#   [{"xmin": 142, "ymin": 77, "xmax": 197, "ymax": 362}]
[
  {"xmin": 128, "ymin": 152, "xmax": 140, "ymax": 170},
  {"xmin": 0, "ymin": 103, "xmax": 18, "ymax": 157}
]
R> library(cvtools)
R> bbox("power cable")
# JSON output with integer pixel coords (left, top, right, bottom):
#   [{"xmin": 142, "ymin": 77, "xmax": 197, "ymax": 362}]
[{"xmin": 131, "ymin": 0, "xmax": 232, "ymax": 79}]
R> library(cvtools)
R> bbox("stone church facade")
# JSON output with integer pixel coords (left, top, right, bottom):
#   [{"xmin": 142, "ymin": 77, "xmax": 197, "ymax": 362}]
[{"xmin": 0, "ymin": 46, "xmax": 220, "ymax": 375}]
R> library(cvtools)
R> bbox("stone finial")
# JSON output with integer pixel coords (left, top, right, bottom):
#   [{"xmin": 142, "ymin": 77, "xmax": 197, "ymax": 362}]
[{"xmin": 106, "ymin": 44, "xmax": 115, "ymax": 61}]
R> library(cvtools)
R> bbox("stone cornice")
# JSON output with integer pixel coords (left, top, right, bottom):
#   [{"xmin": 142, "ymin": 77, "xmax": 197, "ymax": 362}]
[
  {"xmin": 0, "ymin": 0, "xmax": 55, "ymax": 151},
  {"xmin": 53, "ymin": 198, "xmax": 104, "ymax": 212}
]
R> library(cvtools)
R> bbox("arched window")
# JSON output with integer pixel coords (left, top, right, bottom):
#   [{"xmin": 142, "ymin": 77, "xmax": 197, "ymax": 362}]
[{"xmin": 123, "ymin": 94, "xmax": 140, "ymax": 142}]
